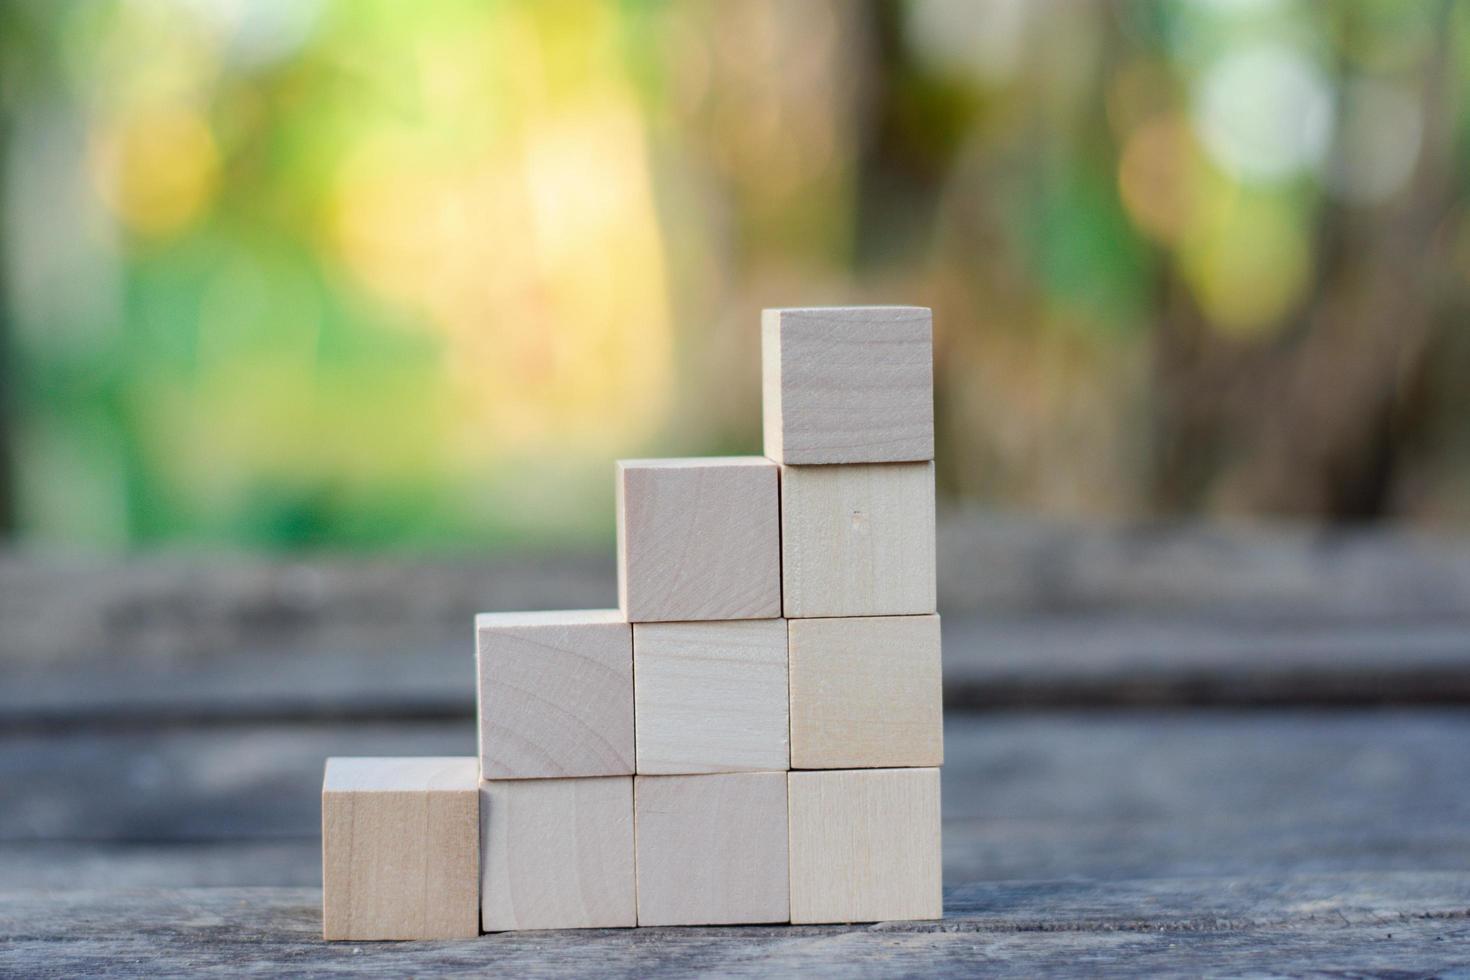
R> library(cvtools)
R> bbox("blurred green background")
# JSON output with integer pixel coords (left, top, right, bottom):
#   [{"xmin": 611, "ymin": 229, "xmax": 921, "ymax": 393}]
[{"xmin": 2, "ymin": 0, "xmax": 1469, "ymax": 552}]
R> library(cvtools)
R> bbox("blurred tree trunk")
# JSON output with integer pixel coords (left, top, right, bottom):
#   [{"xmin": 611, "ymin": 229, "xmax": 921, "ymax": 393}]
[{"xmin": 1150, "ymin": 2, "xmax": 1459, "ymax": 522}]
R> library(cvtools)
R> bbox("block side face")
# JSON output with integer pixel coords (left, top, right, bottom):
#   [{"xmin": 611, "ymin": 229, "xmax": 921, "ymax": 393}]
[
  {"xmin": 322, "ymin": 773, "xmax": 480, "ymax": 940},
  {"xmin": 481, "ymin": 776, "xmax": 636, "ymax": 931},
  {"xmin": 761, "ymin": 308, "xmax": 785, "ymax": 463},
  {"xmin": 788, "ymin": 768, "xmax": 942, "ymax": 924},
  {"xmin": 781, "ymin": 461, "xmax": 937, "ymax": 618},
  {"xmin": 618, "ymin": 460, "xmax": 781, "ymax": 622},
  {"xmin": 779, "ymin": 469, "xmax": 795, "ymax": 616},
  {"xmin": 617, "ymin": 463, "xmax": 629, "ymax": 615},
  {"xmin": 633, "ymin": 619, "xmax": 789, "ymax": 774},
  {"xmin": 635, "ymin": 772, "xmax": 790, "ymax": 926},
  {"xmin": 788, "ymin": 614, "xmax": 942, "ymax": 769},
  {"xmin": 345, "ymin": 793, "xmax": 429, "ymax": 940},
  {"xmin": 320, "ymin": 789, "xmax": 354, "ymax": 939},
  {"xmin": 478, "ymin": 621, "xmax": 634, "ymax": 779},
  {"xmin": 770, "ymin": 306, "xmax": 933, "ymax": 465},
  {"xmin": 425, "ymin": 781, "xmax": 482, "ymax": 938}
]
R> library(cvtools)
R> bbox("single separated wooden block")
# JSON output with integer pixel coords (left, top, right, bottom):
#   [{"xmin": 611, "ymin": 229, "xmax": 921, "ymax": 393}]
[
  {"xmin": 635, "ymin": 772, "xmax": 789, "ymax": 925},
  {"xmin": 788, "ymin": 767, "xmax": 942, "ymax": 924},
  {"xmin": 480, "ymin": 776, "xmax": 636, "ymax": 931},
  {"xmin": 780, "ymin": 461, "xmax": 936, "ymax": 618},
  {"xmin": 634, "ymin": 619, "xmax": 788, "ymax": 774},
  {"xmin": 788, "ymin": 614, "xmax": 943, "ymax": 769},
  {"xmin": 321, "ymin": 757, "xmax": 479, "ymax": 940},
  {"xmin": 762, "ymin": 306, "xmax": 933, "ymax": 465},
  {"xmin": 616, "ymin": 457, "xmax": 780, "ymax": 622},
  {"xmin": 476, "ymin": 610, "xmax": 633, "ymax": 779}
]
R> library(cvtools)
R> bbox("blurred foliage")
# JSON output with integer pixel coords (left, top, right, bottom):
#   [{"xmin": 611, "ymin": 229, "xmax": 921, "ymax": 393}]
[{"xmin": 2, "ymin": 0, "xmax": 1469, "ymax": 550}]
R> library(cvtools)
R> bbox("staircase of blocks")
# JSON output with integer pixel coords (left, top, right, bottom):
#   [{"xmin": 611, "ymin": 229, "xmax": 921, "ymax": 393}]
[{"xmin": 321, "ymin": 306, "xmax": 942, "ymax": 938}]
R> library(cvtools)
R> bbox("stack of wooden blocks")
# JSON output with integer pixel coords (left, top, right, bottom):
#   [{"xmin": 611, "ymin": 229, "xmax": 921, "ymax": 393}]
[{"xmin": 322, "ymin": 307, "xmax": 942, "ymax": 939}]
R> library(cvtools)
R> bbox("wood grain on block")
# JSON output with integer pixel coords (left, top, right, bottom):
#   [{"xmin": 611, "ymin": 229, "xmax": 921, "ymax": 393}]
[
  {"xmin": 634, "ymin": 772, "xmax": 790, "ymax": 926},
  {"xmin": 762, "ymin": 306, "xmax": 933, "ymax": 465},
  {"xmin": 321, "ymin": 757, "xmax": 479, "ymax": 940},
  {"xmin": 788, "ymin": 767, "xmax": 942, "ymax": 924},
  {"xmin": 634, "ymin": 619, "xmax": 789, "ymax": 774},
  {"xmin": 480, "ymin": 776, "xmax": 635, "ymax": 932},
  {"xmin": 788, "ymin": 615, "xmax": 943, "ymax": 769},
  {"xmin": 476, "ymin": 610, "xmax": 633, "ymax": 780},
  {"xmin": 780, "ymin": 461, "xmax": 936, "ymax": 618},
  {"xmin": 616, "ymin": 458, "xmax": 781, "ymax": 623}
]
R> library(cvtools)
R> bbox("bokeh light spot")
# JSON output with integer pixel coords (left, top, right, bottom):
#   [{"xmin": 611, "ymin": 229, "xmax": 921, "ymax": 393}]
[
  {"xmin": 1180, "ymin": 191, "xmax": 1311, "ymax": 336},
  {"xmin": 92, "ymin": 107, "xmax": 220, "ymax": 237},
  {"xmin": 1118, "ymin": 114, "xmax": 1201, "ymax": 244},
  {"xmin": 1193, "ymin": 42, "xmax": 1333, "ymax": 183}
]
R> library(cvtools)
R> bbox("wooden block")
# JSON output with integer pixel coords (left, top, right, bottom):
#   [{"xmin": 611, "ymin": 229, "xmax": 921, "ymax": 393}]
[
  {"xmin": 616, "ymin": 457, "xmax": 781, "ymax": 623},
  {"xmin": 480, "ymin": 776, "xmax": 636, "ymax": 931},
  {"xmin": 762, "ymin": 306, "xmax": 934, "ymax": 465},
  {"xmin": 321, "ymin": 757, "xmax": 479, "ymax": 940},
  {"xmin": 634, "ymin": 619, "xmax": 789, "ymax": 774},
  {"xmin": 788, "ymin": 614, "xmax": 943, "ymax": 769},
  {"xmin": 476, "ymin": 610, "xmax": 633, "ymax": 779},
  {"xmin": 780, "ymin": 461, "xmax": 936, "ymax": 618},
  {"xmin": 634, "ymin": 772, "xmax": 789, "ymax": 925},
  {"xmin": 788, "ymin": 768, "xmax": 942, "ymax": 924}
]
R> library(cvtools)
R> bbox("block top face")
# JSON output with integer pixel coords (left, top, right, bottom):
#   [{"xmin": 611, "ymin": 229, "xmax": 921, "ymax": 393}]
[
  {"xmin": 617, "ymin": 457, "xmax": 781, "ymax": 623},
  {"xmin": 476, "ymin": 609, "xmax": 625, "ymax": 630},
  {"xmin": 763, "ymin": 306, "xmax": 934, "ymax": 465},
  {"xmin": 323, "ymin": 757, "xmax": 478, "ymax": 794},
  {"xmin": 618, "ymin": 456, "xmax": 772, "ymax": 470}
]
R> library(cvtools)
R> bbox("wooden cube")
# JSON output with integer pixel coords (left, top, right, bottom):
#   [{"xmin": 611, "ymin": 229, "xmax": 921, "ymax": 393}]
[
  {"xmin": 617, "ymin": 457, "xmax": 781, "ymax": 622},
  {"xmin": 321, "ymin": 757, "xmax": 479, "ymax": 940},
  {"xmin": 780, "ymin": 461, "xmax": 936, "ymax": 618},
  {"xmin": 634, "ymin": 619, "xmax": 789, "ymax": 774},
  {"xmin": 762, "ymin": 306, "xmax": 934, "ymax": 465},
  {"xmin": 476, "ymin": 610, "xmax": 633, "ymax": 779},
  {"xmin": 634, "ymin": 772, "xmax": 789, "ymax": 925},
  {"xmin": 480, "ymin": 776, "xmax": 636, "ymax": 931},
  {"xmin": 788, "ymin": 768, "xmax": 942, "ymax": 924},
  {"xmin": 788, "ymin": 615, "xmax": 943, "ymax": 769}
]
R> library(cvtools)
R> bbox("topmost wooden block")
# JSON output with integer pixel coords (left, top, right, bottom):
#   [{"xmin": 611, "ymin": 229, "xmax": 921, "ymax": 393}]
[{"xmin": 762, "ymin": 306, "xmax": 934, "ymax": 465}]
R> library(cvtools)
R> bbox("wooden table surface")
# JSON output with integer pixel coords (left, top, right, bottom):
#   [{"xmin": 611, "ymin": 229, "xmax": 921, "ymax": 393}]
[{"xmin": 3, "ymin": 516, "xmax": 1470, "ymax": 976}]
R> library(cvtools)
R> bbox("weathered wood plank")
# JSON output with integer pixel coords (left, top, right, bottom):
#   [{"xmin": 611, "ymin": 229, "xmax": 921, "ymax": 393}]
[
  {"xmin": 940, "ymin": 613, "xmax": 1470, "ymax": 707},
  {"xmin": 1, "ymin": 875, "xmax": 1465, "ymax": 977},
  {"xmin": 7, "ymin": 611, "xmax": 1470, "ymax": 730},
  {"xmin": 5, "ymin": 713, "xmax": 1470, "ymax": 890},
  {"xmin": 0, "ymin": 841, "xmax": 320, "ymax": 889},
  {"xmin": 934, "ymin": 510, "xmax": 1470, "ymax": 616},
  {"xmin": 0, "ymin": 550, "xmax": 615, "ymax": 665},
  {"xmin": 941, "ymin": 710, "xmax": 1470, "ymax": 883},
  {"xmin": 0, "ymin": 722, "xmax": 475, "ymax": 842},
  {"xmin": 7, "ymin": 515, "xmax": 1470, "ymax": 720},
  {"xmin": 5, "ymin": 522, "xmax": 1466, "ymax": 972},
  {"xmin": 9, "ymin": 514, "xmax": 1470, "ymax": 667}
]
